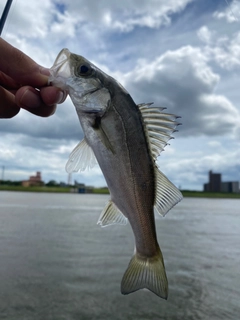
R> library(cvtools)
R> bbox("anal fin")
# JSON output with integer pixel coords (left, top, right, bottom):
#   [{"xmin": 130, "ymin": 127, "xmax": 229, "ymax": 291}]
[
  {"xmin": 154, "ymin": 167, "xmax": 183, "ymax": 217},
  {"xmin": 97, "ymin": 200, "xmax": 127, "ymax": 227}
]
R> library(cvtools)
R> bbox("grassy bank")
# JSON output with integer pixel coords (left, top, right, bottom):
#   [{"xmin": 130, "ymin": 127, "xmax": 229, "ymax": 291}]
[
  {"xmin": 92, "ymin": 188, "xmax": 109, "ymax": 194},
  {"xmin": 181, "ymin": 190, "xmax": 240, "ymax": 199},
  {"xmin": 1, "ymin": 185, "xmax": 240, "ymax": 198},
  {"xmin": 0, "ymin": 185, "xmax": 110, "ymax": 194},
  {"xmin": 0, "ymin": 185, "xmax": 71, "ymax": 193}
]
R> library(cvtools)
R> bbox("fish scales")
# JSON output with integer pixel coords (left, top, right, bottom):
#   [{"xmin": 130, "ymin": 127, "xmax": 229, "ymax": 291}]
[
  {"xmin": 81, "ymin": 91, "xmax": 159, "ymax": 256},
  {"xmin": 49, "ymin": 48, "xmax": 183, "ymax": 299}
]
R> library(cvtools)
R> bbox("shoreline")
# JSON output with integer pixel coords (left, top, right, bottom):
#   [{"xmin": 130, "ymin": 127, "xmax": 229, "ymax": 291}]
[{"xmin": 1, "ymin": 186, "xmax": 240, "ymax": 198}]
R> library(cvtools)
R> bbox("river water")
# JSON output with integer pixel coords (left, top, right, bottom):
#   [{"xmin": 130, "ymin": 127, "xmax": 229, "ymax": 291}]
[{"xmin": 0, "ymin": 191, "xmax": 239, "ymax": 320}]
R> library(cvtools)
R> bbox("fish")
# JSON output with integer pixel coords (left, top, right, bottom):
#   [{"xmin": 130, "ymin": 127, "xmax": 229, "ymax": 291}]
[{"xmin": 49, "ymin": 48, "xmax": 183, "ymax": 299}]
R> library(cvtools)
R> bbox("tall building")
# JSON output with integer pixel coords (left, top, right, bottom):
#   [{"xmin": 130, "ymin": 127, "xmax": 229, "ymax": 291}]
[
  {"xmin": 204, "ymin": 170, "xmax": 221, "ymax": 192},
  {"xmin": 204, "ymin": 170, "xmax": 240, "ymax": 193},
  {"xmin": 22, "ymin": 171, "xmax": 44, "ymax": 187}
]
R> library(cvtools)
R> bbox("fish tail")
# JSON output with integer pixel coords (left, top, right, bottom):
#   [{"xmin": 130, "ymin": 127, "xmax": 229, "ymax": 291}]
[{"xmin": 121, "ymin": 247, "xmax": 168, "ymax": 299}]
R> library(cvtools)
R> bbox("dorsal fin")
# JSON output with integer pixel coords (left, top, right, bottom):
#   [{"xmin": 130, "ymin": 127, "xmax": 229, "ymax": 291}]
[
  {"xmin": 138, "ymin": 103, "xmax": 182, "ymax": 216},
  {"xmin": 138, "ymin": 103, "xmax": 181, "ymax": 161}
]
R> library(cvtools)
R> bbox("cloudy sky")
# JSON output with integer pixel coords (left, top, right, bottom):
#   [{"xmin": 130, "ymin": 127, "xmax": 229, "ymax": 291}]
[{"xmin": 1, "ymin": 0, "xmax": 240, "ymax": 190}]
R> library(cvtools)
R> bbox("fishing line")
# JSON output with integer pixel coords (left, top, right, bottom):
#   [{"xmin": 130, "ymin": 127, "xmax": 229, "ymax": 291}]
[
  {"xmin": 0, "ymin": 0, "xmax": 13, "ymax": 35},
  {"xmin": 0, "ymin": 0, "xmax": 18, "ymax": 37},
  {"xmin": 224, "ymin": 0, "xmax": 238, "ymax": 22},
  {"xmin": 2, "ymin": 0, "xmax": 18, "ymax": 37}
]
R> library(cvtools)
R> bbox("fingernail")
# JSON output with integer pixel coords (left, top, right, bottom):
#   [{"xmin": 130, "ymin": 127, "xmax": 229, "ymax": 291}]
[
  {"xmin": 20, "ymin": 89, "xmax": 41, "ymax": 108},
  {"xmin": 56, "ymin": 90, "xmax": 65, "ymax": 104},
  {"xmin": 40, "ymin": 67, "xmax": 50, "ymax": 76}
]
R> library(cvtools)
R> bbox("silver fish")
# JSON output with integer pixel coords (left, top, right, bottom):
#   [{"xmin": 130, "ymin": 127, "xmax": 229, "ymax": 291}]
[{"xmin": 49, "ymin": 49, "xmax": 182, "ymax": 299}]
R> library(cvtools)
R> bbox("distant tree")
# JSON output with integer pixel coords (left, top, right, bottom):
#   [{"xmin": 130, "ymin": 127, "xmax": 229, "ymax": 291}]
[
  {"xmin": 0, "ymin": 180, "xmax": 22, "ymax": 186},
  {"xmin": 12, "ymin": 181, "xmax": 22, "ymax": 186},
  {"xmin": 46, "ymin": 180, "xmax": 58, "ymax": 187}
]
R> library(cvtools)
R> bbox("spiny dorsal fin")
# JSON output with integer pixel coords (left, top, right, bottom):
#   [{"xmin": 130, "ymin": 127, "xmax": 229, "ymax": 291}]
[
  {"xmin": 138, "ymin": 103, "xmax": 181, "ymax": 161},
  {"xmin": 65, "ymin": 138, "xmax": 97, "ymax": 173},
  {"xmin": 97, "ymin": 200, "xmax": 128, "ymax": 227},
  {"xmin": 154, "ymin": 166, "xmax": 183, "ymax": 216},
  {"xmin": 138, "ymin": 103, "xmax": 182, "ymax": 215}
]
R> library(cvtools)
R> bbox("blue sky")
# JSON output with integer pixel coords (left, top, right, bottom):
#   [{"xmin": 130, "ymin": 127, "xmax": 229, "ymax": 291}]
[{"xmin": 0, "ymin": 0, "xmax": 240, "ymax": 190}]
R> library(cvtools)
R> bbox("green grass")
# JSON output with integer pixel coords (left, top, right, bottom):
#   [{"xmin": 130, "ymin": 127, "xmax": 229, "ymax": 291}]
[
  {"xmin": 181, "ymin": 190, "xmax": 240, "ymax": 199},
  {"xmin": 0, "ymin": 185, "xmax": 71, "ymax": 193},
  {"xmin": 1, "ymin": 185, "xmax": 239, "ymax": 198},
  {"xmin": 92, "ymin": 187, "xmax": 110, "ymax": 194}
]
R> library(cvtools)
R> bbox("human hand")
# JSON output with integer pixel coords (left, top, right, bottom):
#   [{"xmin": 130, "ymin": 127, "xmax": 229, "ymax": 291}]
[{"xmin": 0, "ymin": 38, "xmax": 67, "ymax": 118}]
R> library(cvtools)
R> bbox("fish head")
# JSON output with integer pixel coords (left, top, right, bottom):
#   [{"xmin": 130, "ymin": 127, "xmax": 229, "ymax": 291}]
[{"xmin": 49, "ymin": 48, "xmax": 110, "ymax": 115}]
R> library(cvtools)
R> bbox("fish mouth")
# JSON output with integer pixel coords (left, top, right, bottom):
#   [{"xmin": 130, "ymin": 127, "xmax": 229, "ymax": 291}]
[
  {"xmin": 48, "ymin": 48, "xmax": 71, "ymax": 88},
  {"xmin": 49, "ymin": 48, "xmax": 103, "ymax": 104}
]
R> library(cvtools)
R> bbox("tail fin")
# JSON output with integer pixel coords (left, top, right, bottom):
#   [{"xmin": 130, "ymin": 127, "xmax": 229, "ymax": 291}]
[{"xmin": 121, "ymin": 248, "xmax": 168, "ymax": 299}]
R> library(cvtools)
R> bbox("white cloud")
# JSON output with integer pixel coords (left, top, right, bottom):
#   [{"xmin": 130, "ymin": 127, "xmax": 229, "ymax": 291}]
[
  {"xmin": 213, "ymin": 0, "xmax": 240, "ymax": 23},
  {"xmin": 159, "ymin": 135, "xmax": 240, "ymax": 190},
  {"xmin": 0, "ymin": 144, "xmax": 16, "ymax": 161},
  {"xmin": 197, "ymin": 26, "xmax": 213, "ymax": 44},
  {"xmin": 2, "ymin": 0, "xmax": 194, "ymax": 47},
  {"xmin": 3, "ymin": 0, "xmax": 54, "ymax": 38},
  {"xmin": 61, "ymin": 0, "xmax": 194, "ymax": 32},
  {"xmin": 6, "ymin": 40, "xmax": 239, "ymax": 140},
  {"xmin": 122, "ymin": 46, "xmax": 240, "ymax": 136},
  {"xmin": 207, "ymin": 140, "xmax": 222, "ymax": 148},
  {"xmin": 1, "ymin": 0, "xmax": 240, "ymax": 189},
  {"xmin": 0, "ymin": 98, "xmax": 81, "ymax": 140},
  {"xmin": 50, "ymin": 10, "xmax": 79, "ymax": 39},
  {"xmin": 202, "ymin": 31, "xmax": 240, "ymax": 70}
]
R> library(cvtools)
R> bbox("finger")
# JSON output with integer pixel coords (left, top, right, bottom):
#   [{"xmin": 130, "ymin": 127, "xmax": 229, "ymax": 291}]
[
  {"xmin": 15, "ymin": 86, "xmax": 56, "ymax": 117},
  {"xmin": 23, "ymin": 103, "xmax": 57, "ymax": 117},
  {"xmin": 0, "ymin": 38, "xmax": 49, "ymax": 87},
  {"xmin": 0, "ymin": 71, "xmax": 19, "ymax": 89},
  {"xmin": 40, "ymin": 86, "xmax": 67, "ymax": 106},
  {"xmin": 0, "ymin": 87, "xmax": 20, "ymax": 118},
  {"xmin": 16, "ymin": 85, "xmax": 66, "ymax": 111}
]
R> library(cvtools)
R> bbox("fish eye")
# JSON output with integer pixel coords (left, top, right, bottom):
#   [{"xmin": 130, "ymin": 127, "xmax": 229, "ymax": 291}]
[{"xmin": 78, "ymin": 64, "xmax": 92, "ymax": 76}]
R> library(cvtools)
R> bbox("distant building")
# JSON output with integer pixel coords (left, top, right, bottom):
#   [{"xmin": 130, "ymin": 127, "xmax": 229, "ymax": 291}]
[
  {"xmin": 22, "ymin": 171, "xmax": 44, "ymax": 187},
  {"xmin": 221, "ymin": 181, "xmax": 240, "ymax": 193},
  {"xmin": 204, "ymin": 170, "xmax": 239, "ymax": 193},
  {"xmin": 204, "ymin": 170, "xmax": 221, "ymax": 192},
  {"xmin": 73, "ymin": 180, "xmax": 94, "ymax": 193}
]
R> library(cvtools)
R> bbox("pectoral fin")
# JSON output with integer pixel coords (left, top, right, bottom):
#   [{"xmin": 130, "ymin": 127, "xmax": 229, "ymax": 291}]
[{"xmin": 65, "ymin": 138, "xmax": 97, "ymax": 173}]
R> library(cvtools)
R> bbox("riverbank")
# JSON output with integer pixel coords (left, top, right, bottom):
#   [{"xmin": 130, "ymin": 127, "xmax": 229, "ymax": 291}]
[
  {"xmin": 0, "ymin": 185, "xmax": 109, "ymax": 194},
  {"xmin": 0, "ymin": 185, "xmax": 240, "ymax": 198},
  {"xmin": 181, "ymin": 190, "xmax": 240, "ymax": 199}
]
